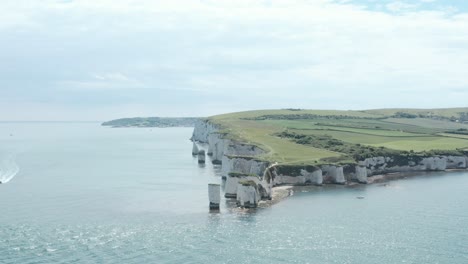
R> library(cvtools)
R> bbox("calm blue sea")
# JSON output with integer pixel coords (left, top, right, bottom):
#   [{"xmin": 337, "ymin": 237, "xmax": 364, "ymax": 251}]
[{"xmin": 0, "ymin": 123, "xmax": 467, "ymax": 263}]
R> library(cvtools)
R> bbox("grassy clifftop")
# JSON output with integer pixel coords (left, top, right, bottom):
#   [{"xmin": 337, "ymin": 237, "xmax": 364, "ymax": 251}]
[{"xmin": 208, "ymin": 108, "xmax": 468, "ymax": 165}]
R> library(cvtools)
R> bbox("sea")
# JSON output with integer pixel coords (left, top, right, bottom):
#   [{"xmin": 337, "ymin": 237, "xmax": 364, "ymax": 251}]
[{"xmin": 0, "ymin": 122, "xmax": 467, "ymax": 263}]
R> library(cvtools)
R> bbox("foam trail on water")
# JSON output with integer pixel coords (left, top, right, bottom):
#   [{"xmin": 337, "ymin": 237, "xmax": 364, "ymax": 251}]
[{"xmin": 0, "ymin": 155, "xmax": 20, "ymax": 184}]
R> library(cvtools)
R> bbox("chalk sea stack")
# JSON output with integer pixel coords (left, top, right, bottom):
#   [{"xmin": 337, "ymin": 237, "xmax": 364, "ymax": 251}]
[
  {"xmin": 198, "ymin": 150, "xmax": 206, "ymax": 164},
  {"xmin": 192, "ymin": 142, "xmax": 199, "ymax": 156}
]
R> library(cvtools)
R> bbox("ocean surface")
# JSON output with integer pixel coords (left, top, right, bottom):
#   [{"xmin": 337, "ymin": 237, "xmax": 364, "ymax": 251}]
[{"xmin": 1, "ymin": 122, "xmax": 467, "ymax": 264}]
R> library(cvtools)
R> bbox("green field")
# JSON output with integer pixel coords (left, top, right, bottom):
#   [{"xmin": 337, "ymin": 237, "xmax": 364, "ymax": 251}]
[{"xmin": 209, "ymin": 108, "xmax": 468, "ymax": 165}]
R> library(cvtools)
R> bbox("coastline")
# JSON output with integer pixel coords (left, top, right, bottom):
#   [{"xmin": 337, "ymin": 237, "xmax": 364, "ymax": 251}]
[
  {"xmin": 263, "ymin": 168, "xmax": 468, "ymax": 206},
  {"xmin": 191, "ymin": 118, "xmax": 468, "ymax": 208},
  {"xmin": 258, "ymin": 186, "xmax": 294, "ymax": 208}
]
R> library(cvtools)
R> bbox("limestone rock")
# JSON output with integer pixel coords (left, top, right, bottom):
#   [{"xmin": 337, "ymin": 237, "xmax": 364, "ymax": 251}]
[
  {"xmin": 192, "ymin": 142, "xmax": 199, "ymax": 156},
  {"xmin": 446, "ymin": 156, "xmax": 466, "ymax": 169},
  {"xmin": 208, "ymin": 133, "xmax": 226, "ymax": 164},
  {"xmin": 198, "ymin": 150, "xmax": 206, "ymax": 164},
  {"xmin": 208, "ymin": 184, "xmax": 220, "ymax": 209},
  {"xmin": 322, "ymin": 165, "xmax": 346, "ymax": 184},
  {"xmin": 355, "ymin": 166, "xmax": 368, "ymax": 184},
  {"xmin": 302, "ymin": 169, "xmax": 323, "ymax": 185},
  {"xmin": 221, "ymin": 156, "xmax": 269, "ymax": 178},
  {"xmin": 423, "ymin": 157, "xmax": 446, "ymax": 171},
  {"xmin": 192, "ymin": 120, "xmax": 218, "ymax": 143},
  {"xmin": 236, "ymin": 181, "xmax": 260, "ymax": 208},
  {"xmin": 225, "ymin": 173, "xmax": 264, "ymax": 198},
  {"xmin": 207, "ymin": 144, "xmax": 213, "ymax": 156},
  {"xmin": 274, "ymin": 175, "xmax": 306, "ymax": 185}
]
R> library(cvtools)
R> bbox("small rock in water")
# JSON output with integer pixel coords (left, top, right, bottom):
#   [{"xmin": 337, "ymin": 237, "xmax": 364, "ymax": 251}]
[
  {"xmin": 192, "ymin": 142, "xmax": 199, "ymax": 156},
  {"xmin": 198, "ymin": 150, "xmax": 206, "ymax": 164},
  {"xmin": 356, "ymin": 196, "xmax": 364, "ymax": 199}
]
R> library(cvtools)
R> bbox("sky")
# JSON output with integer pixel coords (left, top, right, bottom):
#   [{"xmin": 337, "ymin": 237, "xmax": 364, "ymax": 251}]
[{"xmin": 1, "ymin": 0, "xmax": 468, "ymax": 121}]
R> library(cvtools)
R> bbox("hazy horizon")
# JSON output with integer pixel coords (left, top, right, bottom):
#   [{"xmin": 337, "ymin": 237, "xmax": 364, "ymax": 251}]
[
  {"xmin": 4, "ymin": 105, "xmax": 468, "ymax": 122},
  {"xmin": 2, "ymin": 0, "xmax": 468, "ymax": 121}
]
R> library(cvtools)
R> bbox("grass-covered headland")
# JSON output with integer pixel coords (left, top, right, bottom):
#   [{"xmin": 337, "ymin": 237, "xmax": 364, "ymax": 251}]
[{"xmin": 208, "ymin": 108, "xmax": 468, "ymax": 165}]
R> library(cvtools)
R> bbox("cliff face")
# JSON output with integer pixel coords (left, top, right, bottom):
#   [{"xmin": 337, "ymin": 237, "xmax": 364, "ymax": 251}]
[
  {"xmin": 354, "ymin": 166, "xmax": 368, "ymax": 184},
  {"xmin": 322, "ymin": 165, "xmax": 346, "ymax": 184},
  {"xmin": 192, "ymin": 120, "xmax": 468, "ymax": 203},
  {"xmin": 271, "ymin": 155, "xmax": 467, "ymax": 186},
  {"xmin": 221, "ymin": 156, "xmax": 268, "ymax": 178},
  {"xmin": 274, "ymin": 168, "xmax": 323, "ymax": 185},
  {"xmin": 192, "ymin": 120, "xmax": 272, "ymax": 199},
  {"xmin": 225, "ymin": 175, "xmax": 265, "ymax": 198},
  {"xmin": 360, "ymin": 156, "xmax": 467, "ymax": 175},
  {"xmin": 236, "ymin": 183, "xmax": 260, "ymax": 208},
  {"xmin": 192, "ymin": 121, "xmax": 219, "ymax": 143}
]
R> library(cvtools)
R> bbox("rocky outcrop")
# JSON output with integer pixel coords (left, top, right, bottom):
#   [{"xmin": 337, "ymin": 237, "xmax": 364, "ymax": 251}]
[
  {"xmin": 192, "ymin": 120, "xmax": 218, "ymax": 143},
  {"xmin": 192, "ymin": 142, "xmax": 199, "ymax": 156},
  {"xmin": 198, "ymin": 150, "xmax": 206, "ymax": 164},
  {"xmin": 446, "ymin": 156, "xmax": 467, "ymax": 169},
  {"xmin": 221, "ymin": 156, "xmax": 269, "ymax": 178},
  {"xmin": 361, "ymin": 155, "xmax": 467, "ymax": 175},
  {"xmin": 236, "ymin": 181, "xmax": 260, "ymax": 208},
  {"xmin": 274, "ymin": 174, "xmax": 306, "ymax": 185},
  {"xmin": 270, "ymin": 165, "xmax": 320, "ymax": 186},
  {"xmin": 208, "ymin": 184, "xmax": 220, "ymax": 210},
  {"xmin": 322, "ymin": 165, "xmax": 346, "ymax": 184},
  {"xmin": 207, "ymin": 144, "xmax": 213, "ymax": 156},
  {"xmin": 270, "ymin": 155, "xmax": 467, "ymax": 187},
  {"xmin": 192, "ymin": 119, "xmax": 468, "ymax": 207},
  {"xmin": 225, "ymin": 173, "xmax": 264, "ymax": 198},
  {"xmin": 273, "ymin": 168, "xmax": 323, "ymax": 185},
  {"xmin": 207, "ymin": 133, "xmax": 227, "ymax": 164},
  {"xmin": 193, "ymin": 120, "xmax": 272, "ymax": 200},
  {"xmin": 225, "ymin": 143, "xmax": 264, "ymax": 156},
  {"xmin": 308, "ymin": 169, "xmax": 323, "ymax": 185},
  {"xmin": 354, "ymin": 166, "xmax": 368, "ymax": 184},
  {"xmin": 192, "ymin": 120, "xmax": 266, "ymax": 164}
]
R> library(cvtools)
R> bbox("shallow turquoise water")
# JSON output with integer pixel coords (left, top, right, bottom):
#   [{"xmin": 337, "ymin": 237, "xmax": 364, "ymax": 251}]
[{"xmin": 1, "ymin": 123, "xmax": 467, "ymax": 263}]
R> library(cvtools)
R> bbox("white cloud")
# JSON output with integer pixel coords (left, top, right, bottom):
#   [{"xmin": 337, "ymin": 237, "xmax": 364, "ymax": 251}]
[
  {"xmin": 386, "ymin": 1, "xmax": 418, "ymax": 12},
  {"xmin": 1, "ymin": 0, "xmax": 468, "ymax": 119},
  {"xmin": 58, "ymin": 73, "xmax": 145, "ymax": 90}
]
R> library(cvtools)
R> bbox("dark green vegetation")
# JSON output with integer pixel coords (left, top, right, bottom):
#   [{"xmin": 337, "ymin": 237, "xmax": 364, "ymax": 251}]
[
  {"xmin": 228, "ymin": 172, "xmax": 260, "ymax": 178},
  {"xmin": 209, "ymin": 108, "xmax": 468, "ymax": 165},
  {"xmin": 238, "ymin": 180, "xmax": 258, "ymax": 187},
  {"xmin": 102, "ymin": 117, "xmax": 200, "ymax": 128}
]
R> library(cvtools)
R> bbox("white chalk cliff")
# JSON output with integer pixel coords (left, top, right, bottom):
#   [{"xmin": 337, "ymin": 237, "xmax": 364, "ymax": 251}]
[
  {"xmin": 192, "ymin": 120, "xmax": 468, "ymax": 206},
  {"xmin": 236, "ymin": 183, "xmax": 260, "ymax": 208},
  {"xmin": 192, "ymin": 142, "xmax": 199, "ymax": 155}
]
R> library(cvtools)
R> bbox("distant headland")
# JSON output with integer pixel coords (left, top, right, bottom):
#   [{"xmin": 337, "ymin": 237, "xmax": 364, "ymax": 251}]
[{"xmin": 102, "ymin": 117, "xmax": 201, "ymax": 128}]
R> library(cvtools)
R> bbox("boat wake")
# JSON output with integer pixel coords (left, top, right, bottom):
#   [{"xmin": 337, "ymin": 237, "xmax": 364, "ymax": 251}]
[{"xmin": 0, "ymin": 155, "xmax": 20, "ymax": 184}]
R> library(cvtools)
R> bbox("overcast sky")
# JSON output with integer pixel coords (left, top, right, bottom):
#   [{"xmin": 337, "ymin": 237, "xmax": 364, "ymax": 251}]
[{"xmin": 1, "ymin": 0, "xmax": 468, "ymax": 121}]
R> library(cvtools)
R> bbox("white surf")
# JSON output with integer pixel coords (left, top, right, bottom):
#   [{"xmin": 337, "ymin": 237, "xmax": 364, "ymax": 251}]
[{"xmin": 0, "ymin": 155, "xmax": 20, "ymax": 184}]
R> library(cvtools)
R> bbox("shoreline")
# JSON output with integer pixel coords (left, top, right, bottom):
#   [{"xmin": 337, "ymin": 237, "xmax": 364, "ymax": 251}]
[
  {"xmin": 261, "ymin": 169, "xmax": 468, "ymax": 206},
  {"xmin": 258, "ymin": 186, "xmax": 294, "ymax": 208}
]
